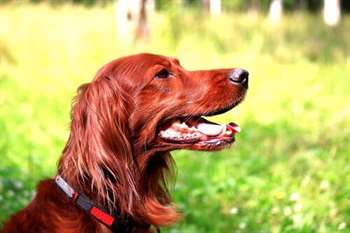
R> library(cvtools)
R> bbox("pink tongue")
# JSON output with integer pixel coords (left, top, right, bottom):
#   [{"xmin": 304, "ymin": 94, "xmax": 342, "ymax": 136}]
[
  {"xmin": 228, "ymin": 122, "xmax": 241, "ymax": 133},
  {"xmin": 197, "ymin": 123, "xmax": 224, "ymax": 136}
]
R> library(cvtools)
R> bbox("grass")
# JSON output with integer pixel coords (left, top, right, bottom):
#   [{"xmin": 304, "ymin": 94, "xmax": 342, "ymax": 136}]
[{"xmin": 0, "ymin": 3, "xmax": 350, "ymax": 232}]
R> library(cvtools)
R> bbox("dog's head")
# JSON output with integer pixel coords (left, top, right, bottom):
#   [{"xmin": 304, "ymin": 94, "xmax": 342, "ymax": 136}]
[
  {"xmin": 59, "ymin": 53, "xmax": 248, "ymax": 228},
  {"xmin": 93, "ymin": 53, "xmax": 248, "ymax": 153}
]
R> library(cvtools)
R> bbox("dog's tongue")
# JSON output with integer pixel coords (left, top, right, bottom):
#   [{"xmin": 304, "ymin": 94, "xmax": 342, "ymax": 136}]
[
  {"xmin": 197, "ymin": 123, "xmax": 225, "ymax": 136},
  {"xmin": 228, "ymin": 122, "xmax": 241, "ymax": 133},
  {"xmin": 196, "ymin": 121, "xmax": 241, "ymax": 136}
]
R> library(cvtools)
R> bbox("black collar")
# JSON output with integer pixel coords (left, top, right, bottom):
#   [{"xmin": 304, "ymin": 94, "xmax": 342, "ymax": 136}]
[{"xmin": 55, "ymin": 175, "xmax": 135, "ymax": 233}]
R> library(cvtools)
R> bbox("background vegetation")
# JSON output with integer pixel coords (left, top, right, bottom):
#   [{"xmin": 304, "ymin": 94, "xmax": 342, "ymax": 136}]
[{"xmin": 0, "ymin": 2, "xmax": 350, "ymax": 233}]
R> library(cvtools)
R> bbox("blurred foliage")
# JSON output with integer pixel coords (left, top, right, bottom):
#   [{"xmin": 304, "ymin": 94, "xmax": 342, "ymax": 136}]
[
  {"xmin": 1, "ymin": 0, "xmax": 350, "ymax": 12},
  {"xmin": 0, "ymin": 40, "xmax": 15, "ymax": 64},
  {"xmin": 0, "ymin": 3, "xmax": 350, "ymax": 233}
]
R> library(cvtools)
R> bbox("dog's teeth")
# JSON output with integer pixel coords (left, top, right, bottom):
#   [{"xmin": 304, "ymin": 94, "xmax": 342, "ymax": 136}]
[
  {"xmin": 179, "ymin": 125, "xmax": 185, "ymax": 129},
  {"xmin": 172, "ymin": 121, "xmax": 182, "ymax": 127},
  {"xmin": 180, "ymin": 122, "xmax": 188, "ymax": 129},
  {"xmin": 225, "ymin": 130, "xmax": 232, "ymax": 135},
  {"xmin": 160, "ymin": 130, "xmax": 170, "ymax": 137},
  {"xmin": 189, "ymin": 127, "xmax": 197, "ymax": 132},
  {"xmin": 168, "ymin": 131, "xmax": 177, "ymax": 137}
]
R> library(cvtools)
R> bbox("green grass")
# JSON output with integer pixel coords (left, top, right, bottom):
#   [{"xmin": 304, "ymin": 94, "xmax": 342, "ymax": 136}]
[{"xmin": 1, "ymin": 4, "xmax": 350, "ymax": 232}]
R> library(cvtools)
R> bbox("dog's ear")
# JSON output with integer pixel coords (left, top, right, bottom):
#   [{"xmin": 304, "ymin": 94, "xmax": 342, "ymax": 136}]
[{"xmin": 59, "ymin": 75, "xmax": 139, "ymax": 215}]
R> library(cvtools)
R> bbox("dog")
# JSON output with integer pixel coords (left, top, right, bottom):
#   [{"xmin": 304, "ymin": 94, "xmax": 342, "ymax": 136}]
[{"xmin": 1, "ymin": 53, "xmax": 248, "ymax": 233}]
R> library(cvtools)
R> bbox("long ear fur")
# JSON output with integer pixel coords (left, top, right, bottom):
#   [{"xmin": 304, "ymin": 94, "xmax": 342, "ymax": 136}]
[
  {"xmin": 58, "ymin": 75, "xmax": 139, "ymax": 216},
  {"xmin": 141, "ymin": 152, "xmax": 181, "ymax": 226},
  {"xmin": 59, "ymin": 65, "xmax": 180, "ymax": 228}
]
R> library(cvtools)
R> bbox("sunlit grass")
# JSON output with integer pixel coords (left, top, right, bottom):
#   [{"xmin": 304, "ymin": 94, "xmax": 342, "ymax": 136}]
[{"xmin": 0, "ymin": 3, "xmax": 350, "ymax": 232}]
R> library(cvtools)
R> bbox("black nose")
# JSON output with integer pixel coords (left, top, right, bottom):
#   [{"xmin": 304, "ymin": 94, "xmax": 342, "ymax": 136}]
[{"xmin": 229, "ymin": 68, "xmax": 249, "ymax": 88}]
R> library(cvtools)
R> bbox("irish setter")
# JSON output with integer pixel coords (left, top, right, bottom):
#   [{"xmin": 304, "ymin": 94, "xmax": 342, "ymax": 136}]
[{"xmin": 1, "ymin": 53, "xmax": 248, "ymax": 233}]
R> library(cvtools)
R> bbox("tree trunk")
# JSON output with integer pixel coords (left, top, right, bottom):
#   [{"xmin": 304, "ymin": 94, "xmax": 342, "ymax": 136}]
[
  {"xmin": 115, "ymin": 0, "xmax": 154, "ymax": 43},
  {"xmin": 202, "ymin": 0, "xmax": 210, "ymax": 12},
  {"xmin": 249, "ymin": 0, "xmax": 260, "ymax": 12},
  {"xmin": 269, "ymin": 0, "xmax": 283, "ymax": 23},
  {"xmin": 202, "ymin": 0, "xmax": 221, "ymax": 16},
  {"xmin": 135, "ymin": 0, "xmax": 148, "ymax": 41},
  {"xmin": 323, "ymin": 0, "xmax": 341, "ymax": 26}
]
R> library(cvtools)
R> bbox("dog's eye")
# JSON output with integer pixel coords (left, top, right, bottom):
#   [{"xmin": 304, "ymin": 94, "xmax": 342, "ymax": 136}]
[{"xmin": 155, "ymin": 69, "xmax": 171, "ymax": 79}]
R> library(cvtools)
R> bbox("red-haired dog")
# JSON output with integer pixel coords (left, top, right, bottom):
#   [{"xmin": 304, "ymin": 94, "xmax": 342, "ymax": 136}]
[{"xmin": 2, "ymin": 53, "xmax": 248, "ymax": 233}]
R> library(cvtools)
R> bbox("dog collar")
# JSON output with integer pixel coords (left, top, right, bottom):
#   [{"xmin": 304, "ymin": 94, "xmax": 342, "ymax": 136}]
[{"xmin": 54, "ymin": 175, "xmax": 133, "ymax": 233}]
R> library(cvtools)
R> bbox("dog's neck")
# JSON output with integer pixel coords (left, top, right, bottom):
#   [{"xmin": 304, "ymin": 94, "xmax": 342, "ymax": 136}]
[
  {"xmin": 58, "ymin": 138, "xmax": 179, "ymax": 228},
  {"xmin": 54, "ymin": 175, "xmax": 140, "ymax": 233}
]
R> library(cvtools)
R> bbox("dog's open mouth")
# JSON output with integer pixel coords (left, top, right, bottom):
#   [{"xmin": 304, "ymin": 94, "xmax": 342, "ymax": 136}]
[{"xmin": 158, "ymin": 117, "xmax": 240, "ymax": 150}]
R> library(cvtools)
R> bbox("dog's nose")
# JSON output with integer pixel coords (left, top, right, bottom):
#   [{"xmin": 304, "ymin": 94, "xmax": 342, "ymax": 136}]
[{"xmin": 229, "ymin": 68, "xmax": 249, "ymax": 88}]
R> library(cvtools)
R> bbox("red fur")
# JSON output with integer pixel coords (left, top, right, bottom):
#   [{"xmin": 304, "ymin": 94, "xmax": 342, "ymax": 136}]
[{"xmin": 1, "ymin": 53, "xmax": 246, "ymax": 233}]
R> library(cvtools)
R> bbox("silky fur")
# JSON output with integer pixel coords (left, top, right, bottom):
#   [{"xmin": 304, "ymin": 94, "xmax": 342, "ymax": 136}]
[{"xmin": 1, "ymin": 53, "xmax": 247, "ymax": 233}]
